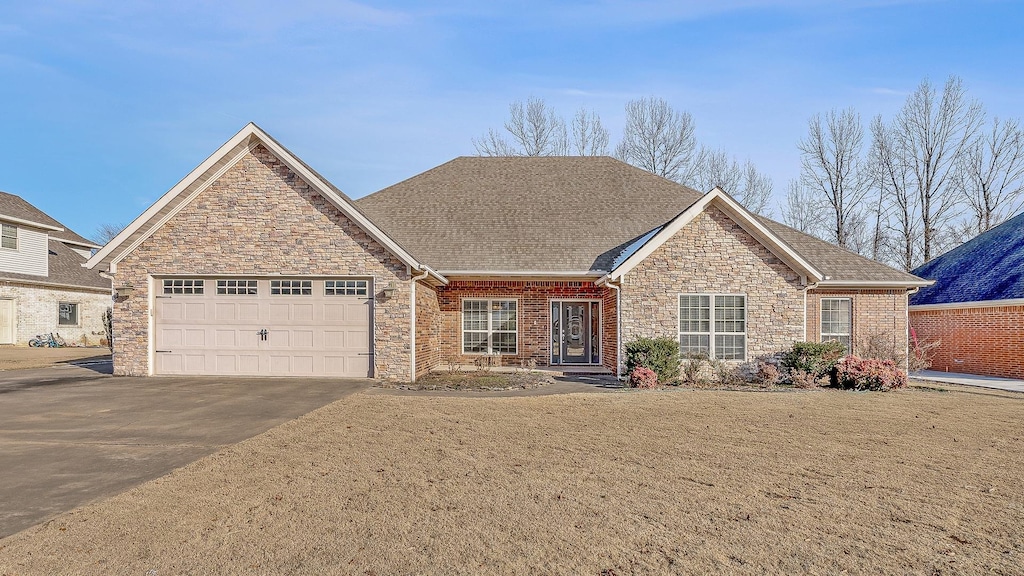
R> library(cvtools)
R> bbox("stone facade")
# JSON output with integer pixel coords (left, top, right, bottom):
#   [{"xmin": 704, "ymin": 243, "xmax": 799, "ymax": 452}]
[
  {"xmin": 0, "ymin": 282, "xmax": 110, "ymax": 346},
  {"xmin": 910, "ymin": 303, "xmax": 1024, "ymax": 379},
  {"xmin": 429, "ymin": 280, "xmax": 616, "ymax": 371},
  {"xmin": 619, "ymin": 206, "xmax": 805, "ymax": 365},
  {"xmin": 414, "ymin": 281, "xmax": 442, "ymax": 377},
  {"xmin": 806, "ymin": 289, "xmax": 909, "ymax": 363},
  {"xmin": 111, "ymin": 144, "xmax": 411, "ymax": 379}
]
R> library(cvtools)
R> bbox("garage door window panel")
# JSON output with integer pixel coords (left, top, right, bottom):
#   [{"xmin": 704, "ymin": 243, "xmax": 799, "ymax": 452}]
[
  {"xmin": 217, "ymin": 280, "xmax": 258, "ymax": 295},
  {"xmin": 163, "ymin": 279, "xmax": 204, "ymax": 295},
  {"xmin": 326, "ymin": 280, "xmax": 368, "ymax": 296},
  {"xmin": 271, "ymin": 280, "xmax": 312, "ymax": 295}
]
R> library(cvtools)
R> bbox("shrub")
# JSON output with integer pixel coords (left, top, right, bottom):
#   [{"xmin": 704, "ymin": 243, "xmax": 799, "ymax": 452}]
[
  {"xmin": 835, "ymin": 355, "xmax": 908, "ymax": 391},
  {"xmin": 680, "ymin": 351, "xmax": 709, "ymax": 386},
  {"xmin": 710, "ymin": 357, "xmax": 744, "ymax": 386},
  {"xmin": 756, "ymin": 362, "xmax": 783, "ymax": 387},
  {"xmin": 781, "ymin": 341, "xmax": 846, "ymax": 379},
  {"xmin": 790, "ymin": 371, "xmax": 826, "ymax": 389},
  {"xmin": 628, "ymin": 367, "xmax": 659, "ymax": 389},
  {"xmin": 625, "ymin": 337, "xmax": 681, "ymax": 383}
]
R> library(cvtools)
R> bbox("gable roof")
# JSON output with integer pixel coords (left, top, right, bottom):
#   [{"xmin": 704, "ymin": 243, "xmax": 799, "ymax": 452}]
[
  {"xmin": 0, "ymin": 191, "xmax": 98, "ymax": 248},
  {"xmin": 356, "ymin": 156, "xmax": 705, "ymax": 274},
  {"xmin": 86, "ymin": 123, "xmax": 446, "ymax": 284},
  {"xmin": 606, "ymin": 187, "xmax": 825, "ymax": 282},
  {"xmin": 911, "ymin": 211, "xmax": 1024, "ymax": 305},
  {"xmin": 356, "ymin": 156, "xmax": 927, "ymax": 286}
]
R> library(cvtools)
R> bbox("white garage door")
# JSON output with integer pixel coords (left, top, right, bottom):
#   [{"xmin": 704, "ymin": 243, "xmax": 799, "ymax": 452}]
[{"xmin": 154, "ymin": 277, "xmax": 372, "ymax": 377}]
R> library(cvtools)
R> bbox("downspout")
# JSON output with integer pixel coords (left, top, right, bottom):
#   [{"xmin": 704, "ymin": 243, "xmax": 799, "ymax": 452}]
[
  {"xmin": 802, "ymin": 279, "xmax": 818, "ymax": 342},
  {"xmin": 409, "ymin": 266, "xmax": 431, "ymax": 382},
  {"xmin": 604, "ymin": 276, "xmax": 623, "ymax": 379},
  {"xmin": 904, "ymin": 286, "xmax": 921, "ymax": 373}
]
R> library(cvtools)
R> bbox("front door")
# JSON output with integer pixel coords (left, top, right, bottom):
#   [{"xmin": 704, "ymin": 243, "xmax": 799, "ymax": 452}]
[{"xmin": 551, "ymin": 301, "xmax": 600, "ymax": 364}]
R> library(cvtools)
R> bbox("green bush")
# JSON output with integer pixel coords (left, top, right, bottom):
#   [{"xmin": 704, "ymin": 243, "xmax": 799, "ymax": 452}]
[
  {"xmin": 780, "ymin": 341, "xmax": 846, "ymax": 379},
  {"xmin": 625, "ymin": 337, "xmax": 681, "ymax": 383}
]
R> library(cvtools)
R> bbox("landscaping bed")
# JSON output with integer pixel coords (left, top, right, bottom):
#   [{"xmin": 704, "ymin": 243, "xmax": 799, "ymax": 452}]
[{"xmin": 377, "ymin": 369, "xmax": 554, "ymax": 391}]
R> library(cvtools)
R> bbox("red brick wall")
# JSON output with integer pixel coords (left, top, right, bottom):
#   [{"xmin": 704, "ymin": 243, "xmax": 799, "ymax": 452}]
[
  {"xmin": 602, "ymin": 286, "xmax": 618, "ymax": 373},
  {"xmin": 414, "ymin": 282, "xmax": 442, "ymax": 378},
  {"xmin": 807, "ymin": 289, "xmax": 909, "ymax": 364},
  {"xmin": 435, "ymin": 280, "xmax": 614, "ymax": 368},
  {"xmin": 910, "ymin": 303, "xmax": 1024, "ymax": 379}
]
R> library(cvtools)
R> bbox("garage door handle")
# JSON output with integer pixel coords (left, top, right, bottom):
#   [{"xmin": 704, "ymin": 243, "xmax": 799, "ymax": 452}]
[{"xmin": 155, "ymin": 350, "xmax": 172, "ymax": 353}]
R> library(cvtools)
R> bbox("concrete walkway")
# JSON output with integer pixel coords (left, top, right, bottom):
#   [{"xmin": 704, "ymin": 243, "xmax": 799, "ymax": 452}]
[{"xmin": 912, "ymin": 370, "xmax": 1024, "ymax": 393}]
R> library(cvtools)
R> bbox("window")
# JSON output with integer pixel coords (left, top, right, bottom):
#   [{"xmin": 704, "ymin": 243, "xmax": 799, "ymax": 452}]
[
  {"xmin": 678, "ymin": 294, "xmax": 746, "ymax": 361},
  {"xmin": 271, "ymin": 280, "xmax": 312, "ymax": 295},
  {"xmin": 217, "ymin": 279, "xmax": 258, "ymax": 295},
  {"xmin": 326, "ymin": 280, "xmax": 368, "ymax": 296},
  {"xmin": 1, "ymin": 224, "xmax": 17, "ymax": 249},
  {"xmin": 463, "ymin": 299, "xmax": 517, "ymax": 354},
  {"xmin": 58, "ymin": 302, "xmax": 78, "ymax": 326},
  {"xmin": 163, "ymin": 279, "xmax": 204, "ymax": 294},
  {"xmin": 821, "ymin": 298, "xmax": 852, "ymax": 352}
]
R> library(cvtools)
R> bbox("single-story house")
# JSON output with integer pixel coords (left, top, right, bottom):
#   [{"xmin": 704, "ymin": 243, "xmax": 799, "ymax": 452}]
[
  {"xmin": 86, "ymin": 123, "xmax": 930, "ymax": 380},
  {"xmin": 910, "ymin": 211, "xmax": 1024, "ymax": 379},
  {"xmin": 0, "ymin": 191, "xmax": 110, "ymax": 346}
]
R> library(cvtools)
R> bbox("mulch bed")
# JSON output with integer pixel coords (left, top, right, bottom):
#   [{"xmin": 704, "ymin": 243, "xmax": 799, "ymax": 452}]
[{"xmin": 377, "ymin": 370, "xmax": 554, "ymax": 391}]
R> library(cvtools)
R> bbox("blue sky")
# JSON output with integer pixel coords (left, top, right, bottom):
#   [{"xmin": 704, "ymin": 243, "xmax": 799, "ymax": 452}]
[{"xmin": 1, "ymin": 0, "xmax": 1023, "ymax": 241}]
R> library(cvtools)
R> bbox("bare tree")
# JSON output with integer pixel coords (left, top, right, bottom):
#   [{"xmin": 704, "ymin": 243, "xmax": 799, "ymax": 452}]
[
  {"xmin": 91, "ymin": 222, "xmax": 126, "ymax": 245},
  {"xmin": 871, "ymin": 115, "xmax": 920, "ymax": 270},
  {"xmin": 782, "ymin": 180, "xmax": 824, "ymax": 236},
  {"xmin": 692, "ymin": 148, "xmax": 773, "ymax": 214},
  {"xmin": 798, "ymin": 108, "xmax": 870, "ymax": 250},
  {"xmin": 615, "ymin": 96, "xmax": 698, "ymax": 183},
  {"xmin": 890, "ymin": 76, "xmax": 984, "ymax": 262},
  {"xmin": 473, "ymin": 97, "xmax": 568, "ymax": 156},
  {"xmin": 571, "ymin": 108, "xmax": 610, "ymax": 156},
  {"xmin": 952, "ymin": 116, "xmax": 1024, "ymax": 235}
]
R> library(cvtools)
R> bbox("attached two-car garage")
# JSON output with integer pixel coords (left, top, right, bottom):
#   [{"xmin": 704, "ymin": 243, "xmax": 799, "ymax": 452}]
[{"xmin": 153, "ymin": 277, "xmax": 373, "ymax": 377}]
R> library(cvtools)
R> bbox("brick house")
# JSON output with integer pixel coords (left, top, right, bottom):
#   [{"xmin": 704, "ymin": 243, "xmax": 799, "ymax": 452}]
[
  {"xmin": 87, "ymin": 123, "xmax": 929, "ymax": 380},
  {"xmin": 910, "ymin": 212, "xmax": 1024, "ymax": 379},
  {"xmin": 0, "ymin": 192, "xmax": 110, "ymax": 346}
]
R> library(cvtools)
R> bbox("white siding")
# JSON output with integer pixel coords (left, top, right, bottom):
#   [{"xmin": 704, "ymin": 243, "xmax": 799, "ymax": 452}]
[{"xmin": 0, "ymin": 226, "xmax": 48, "ymax": 277}]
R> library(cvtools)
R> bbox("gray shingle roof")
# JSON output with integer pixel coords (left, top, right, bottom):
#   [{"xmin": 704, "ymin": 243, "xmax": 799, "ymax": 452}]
[
  {"xmin": 356, "ymin": 157, "xmax": 703, "ymax": 273},
  {"xmin": 0, "ymin": 191, "xmax": 96, "ymax": 247},
  {"xmin": 911, "ymin": 211, "xmax": 1024, "ymax": 305},
  {"xmin": 0, "ymin": 239, "xmax": 110, "ymax": 291},
  {"xmin": 354, "ymin": 156, "xmax": 924, "ymax": 284}
]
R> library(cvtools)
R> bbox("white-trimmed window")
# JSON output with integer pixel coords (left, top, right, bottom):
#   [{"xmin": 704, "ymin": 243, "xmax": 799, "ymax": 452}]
[
  {"xmin": 217, "ymin": 279, "xmax": 258, "ymax": 295},
  {"xmin": 821, "ymin": 298, "xmax": 852, "ymax": 352},
  {"xmin": 1, "ymin": 224, "xmax": 17, "ymax": 249},
  {"xmin": 326, "ymin": 280, "xmax": 368, "ymax": 296},
  {"xmin": 463, "ymin": 299, "xmax": 517, "ymax": 354},
  {"xmin": 678, "ymin": 294, "xmax": 746, "ymax": 361},
  {"xmin": 58, "ymin": 302, "xmax": 79, "ymax": 326},
  {"xmin": 271, "ymin": 280, "xmax": 312, "ymax": 295},
  {"xmin": 163, "ymin": 279, "xmax": 204, "ymax": 294}
]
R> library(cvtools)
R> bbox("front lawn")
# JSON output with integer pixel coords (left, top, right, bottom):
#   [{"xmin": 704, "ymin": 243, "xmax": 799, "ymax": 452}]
[
  {"xmin": 379, "ymin": 369, "xmax": 553, "ymax": 391},
  {"xmin": 1, "ymin": 387, "xmax": 1021, "ymax": 574}
]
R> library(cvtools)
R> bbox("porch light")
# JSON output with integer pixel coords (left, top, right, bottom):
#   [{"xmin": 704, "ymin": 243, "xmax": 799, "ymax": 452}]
[
  {"xmin": 382, "ymin": 281, "xmax": 398, "ymax": 298},
  {"xmin": 115, "ymin": 284, "xmax": 135, "ymax": 298}
]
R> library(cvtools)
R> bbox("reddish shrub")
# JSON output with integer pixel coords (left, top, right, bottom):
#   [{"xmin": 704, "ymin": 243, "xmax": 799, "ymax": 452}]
[
  {"xmin": 756, "ymin": 362, "xmax": 783, "ymax": 387},
  {"xmin": 628, "ymin": 367, "xmax": 659, "ymax": 389},
  {"xmin": 835, "ymin": 355, "xmax": 908, "ymax": 391}
]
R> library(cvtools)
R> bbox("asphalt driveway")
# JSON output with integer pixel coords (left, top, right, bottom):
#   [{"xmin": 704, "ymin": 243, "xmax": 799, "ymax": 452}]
[{"xmin": 0, "ymin": 361, "xmax": 370, "ymax": 538}]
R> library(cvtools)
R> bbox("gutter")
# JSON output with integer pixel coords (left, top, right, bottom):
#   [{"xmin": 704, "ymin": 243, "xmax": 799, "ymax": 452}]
[{"xmin": 409, "ymin": 266, "xmax": 432, "ymax": 382}]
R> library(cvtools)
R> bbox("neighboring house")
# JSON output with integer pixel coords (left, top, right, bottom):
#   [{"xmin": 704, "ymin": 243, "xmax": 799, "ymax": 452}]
[
  {"xmin": 0, "ymin": 192, "xmax": 110, "ymax": 346},
  {"xmin": 910, "ymin": 212, "xmax": 1024, "ymax": 379},
  {"xmin": 86, "ymin": 123, "xmax": 930, "ymax": 380}
]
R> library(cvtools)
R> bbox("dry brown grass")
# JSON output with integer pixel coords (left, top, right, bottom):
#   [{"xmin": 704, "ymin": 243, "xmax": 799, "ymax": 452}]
[
  {"xmin": 1, "ymin": 387, "xmax": 1022, "ymax": 575},
  {"xmin": 0, "ymin": 347, "xmax": 109, "ymax": 370}
]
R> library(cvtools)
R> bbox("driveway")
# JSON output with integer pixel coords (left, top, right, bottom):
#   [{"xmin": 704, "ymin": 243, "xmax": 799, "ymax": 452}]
[{"xmin": 0, "ymin": 361, "xmax": 371, "ymax": 538}]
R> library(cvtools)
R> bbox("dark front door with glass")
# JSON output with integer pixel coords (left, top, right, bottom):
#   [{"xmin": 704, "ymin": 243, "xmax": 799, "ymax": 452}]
[{"xmin": 551, "ymin": 301, "xmax": 600, "ymax": 365}]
